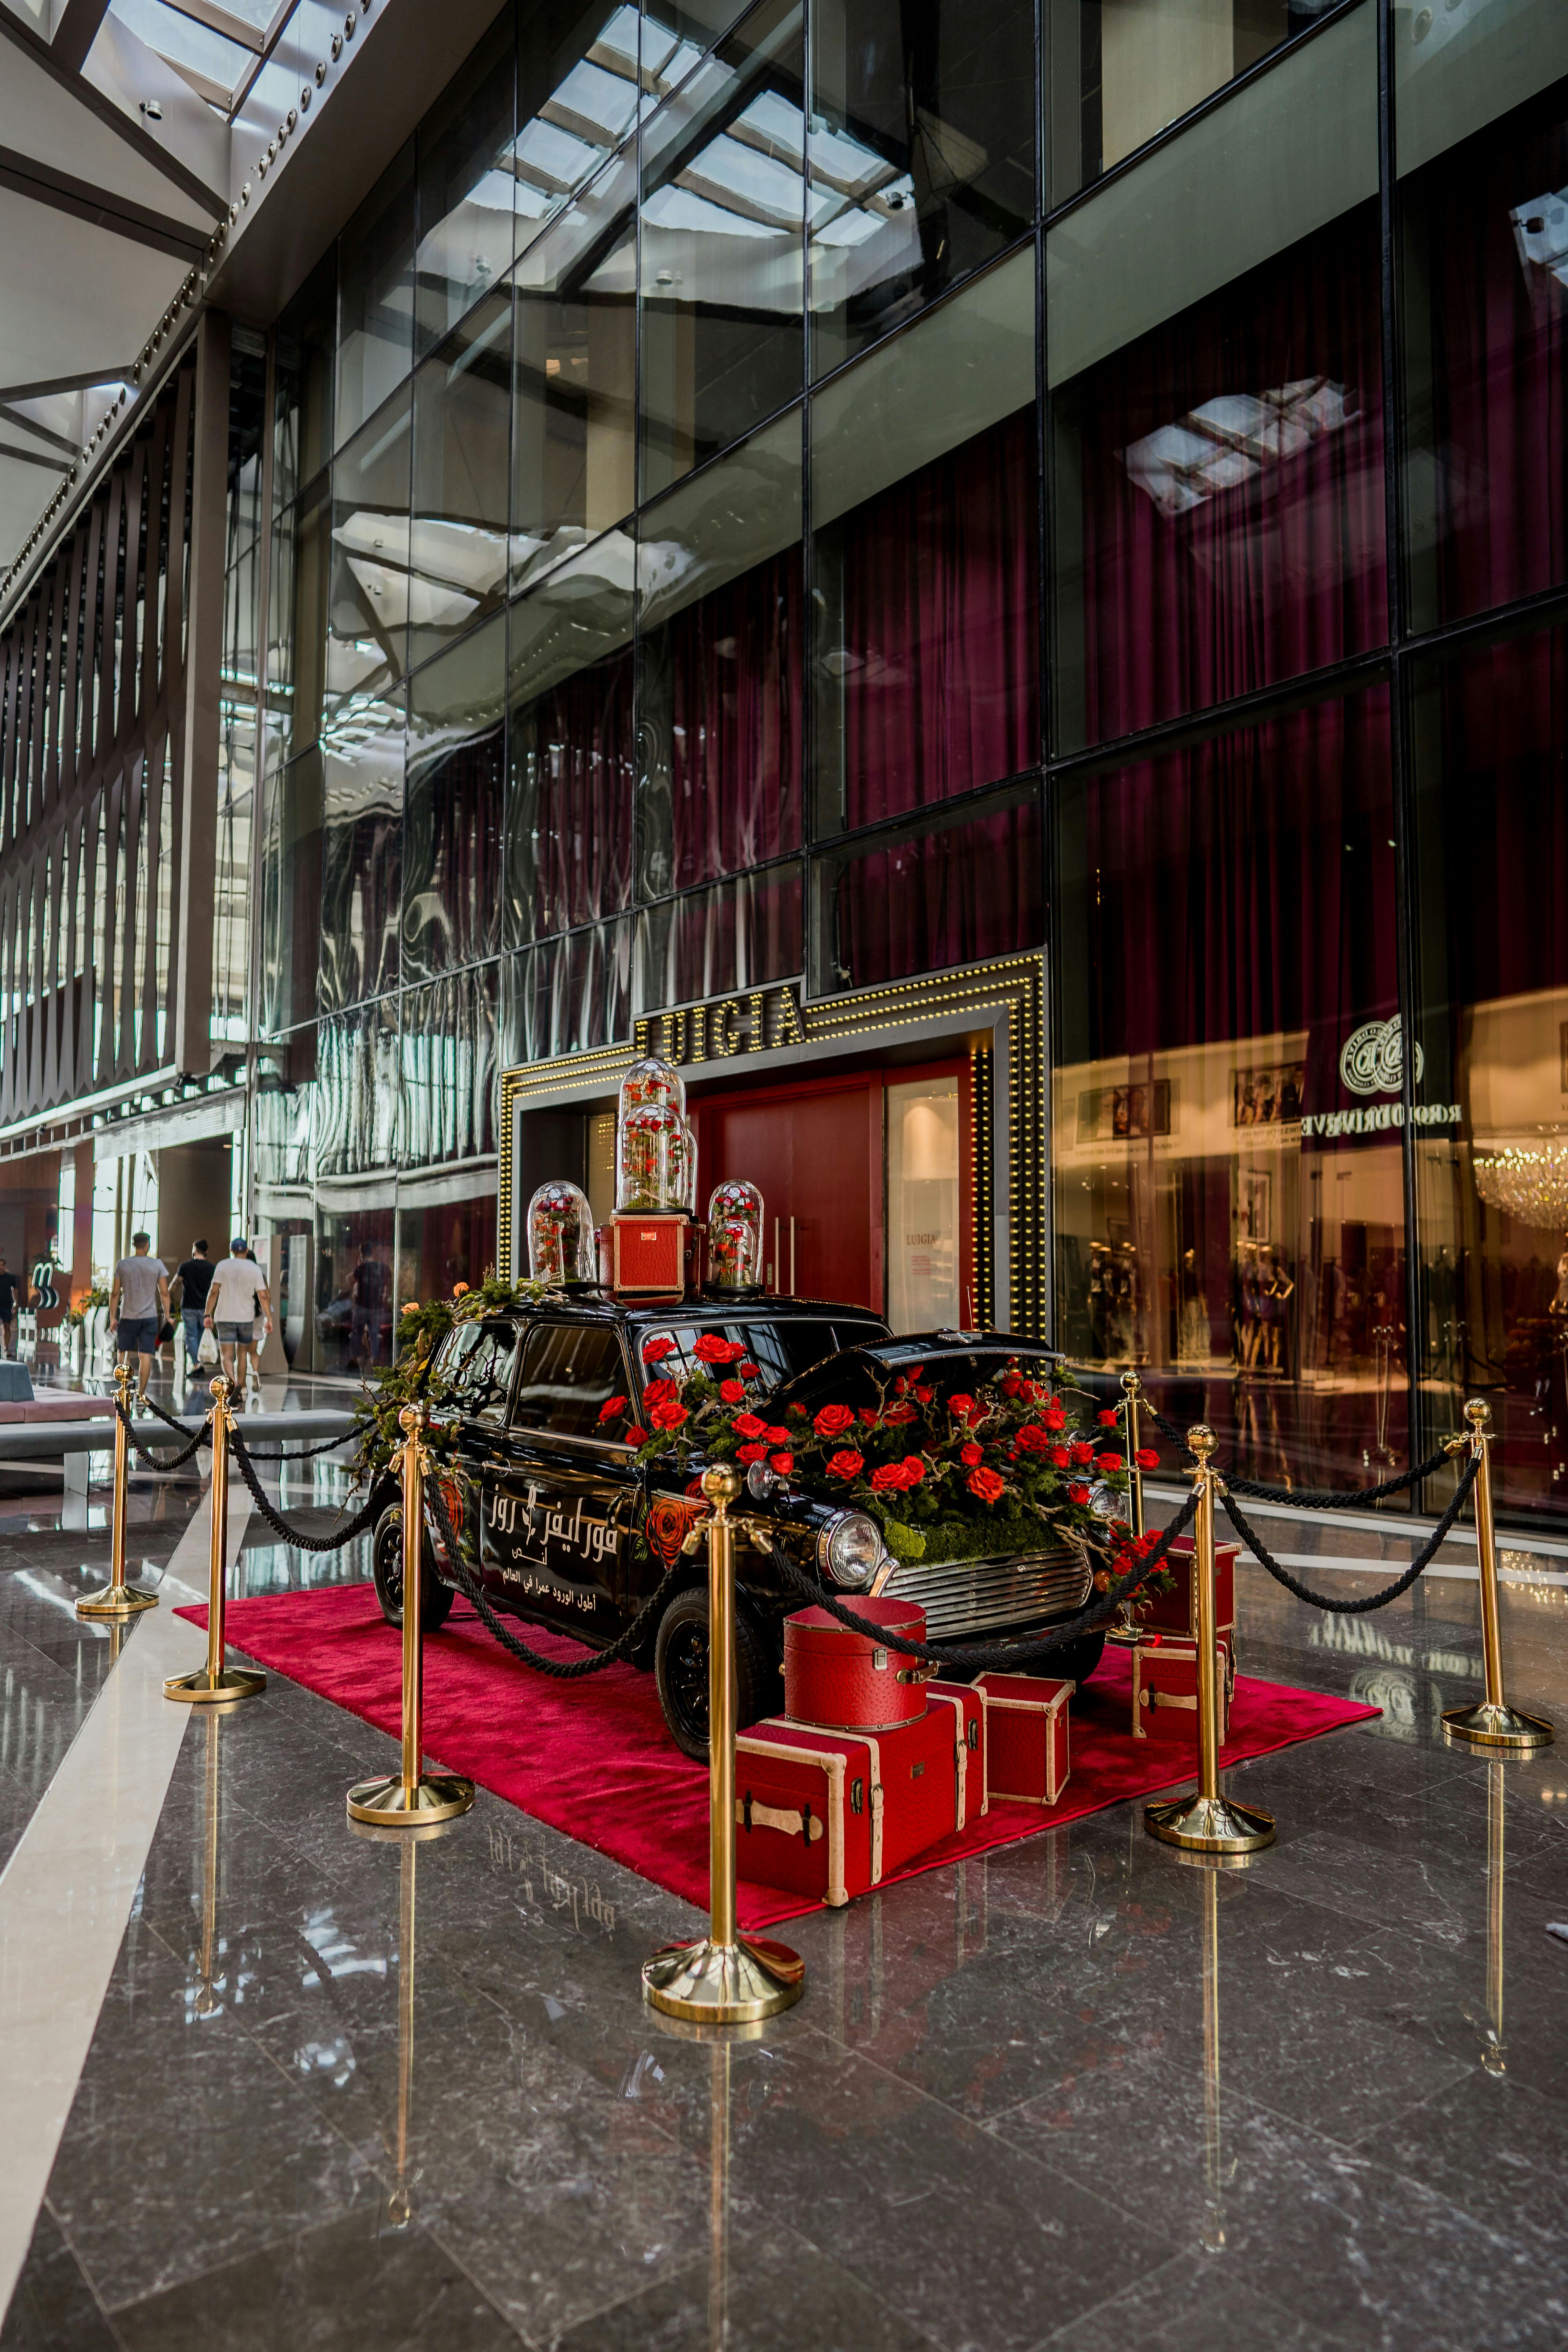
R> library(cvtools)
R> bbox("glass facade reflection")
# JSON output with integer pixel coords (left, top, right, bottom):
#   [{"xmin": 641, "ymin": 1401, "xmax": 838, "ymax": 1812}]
[{"xmin": 238, "ymin": 0, "xmax": 1568, "ymax": 1529}]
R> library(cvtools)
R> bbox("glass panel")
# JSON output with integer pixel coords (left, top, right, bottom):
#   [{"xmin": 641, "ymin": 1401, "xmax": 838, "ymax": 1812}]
[
  {"xmin": 213, "ymin": 681, "xmax": 256, "ymax": 1047},
  {"xmin": 505, "ymin": 535, "xmax": 634, "ymax": 943},
  {"xmin": 512, "ymin": 153, "xmax": 639, "ymax": 586},
  {"xmin": 404, "ymin": 609, "xmax": 506, "ymax": 982},
  {"xmin": 226, "ymin": 345, "xmax": 266, "ymax": 566},
  {"xmin": 269, "ymin": 473, "xmax": 332, "ymax": 769},
  {"xmin": 409, "ymin": 289, "xmax": 514, "ymax": 668},
  {"xmin": 812, "ymin": 255, "xmax": 1038, "ymax": 831},
  {"xmin": 886, "ymin": 1073, "xmax": 961, "ymax": 1332},
  {"xmin": 642, "ymin": 0, "xmax": 741, "ymax": 77},
  {"xmin": 328, "ymin": 387, "xmax": 412, "ymax": 708},
  {"xmin": 822, "ymin": 789, "xmax": 1040, "ymax": 990},
  {"xmin": 637, "ymin": 408, "xmax": 802, "ymax": 897},
  {"xmin": 1410, "ymin": 622, "xmax": 1568, "ymax": 1532},
  {"xmin": 414, "ymin": 13, "xmax": 517, "ymax": 358},
  {"xmin": 1395, "ymin": 0, "xmax": 1568, "ymax": 178},
  {"xmin": 634, "ymin": 860, "xmax": 802, "ymax": 1005},
  {"xmin": 314, "ymin": 1206, "xmax": 397, "ymax": 1375},
  {"xmin": 1047, "ymin": 0, "xmax": 1348, "ymax": 209},
  {"xmin": 513, "ymin": 0, "xmax": 642, "ymax": 234},
  {"xmin": 809, "ymin": 0, "xmax": 1034, "ymax": 381},
  {"xmin": 513, "ymin": 1321, "xmax": 628, "ymax": 1434},
  {"xmin": 108, "ymin": 0, "xmax": 252, "ymax": 94},
  {"xmin": 638, "ymin": 0, "xmax": 807, "ymax": 502},
  {"xmin": 400, "ymin": 963, "xmax": 499, "ymax": 1166},
  {"xmin": 1051, "ymin": 11, "xmax": 1384, "ymax": 750},
  {"xmin": 318, "ymin": 718, "xmax": 404, "ymax": 1014},
  {"xmin": 274, "ymin": 254, "xmax": 336, "ymax": 522},
  {"xmin": 337, "ymin": 142, "xmax": 417, "ymax": 452},
  {"xmin": 313, "ymin": 999, "xmax": 401, "ymax": 1174},
  {"xmin": 500, "ymin": 915, "xmax": 634, "ymax": 1063},
  {"xmin": 1052, "ymin": 681, "xmax": 1404, "ymax": 1487},
  {"xmin": 399, "ymin": 1182, "xmax": 500, "ymax": 1309},
  {"xmin": 1401, "ymin": 76, "xmax": 1568, "ymax": 632},
  {"xmin": 259, "ymin": 746, "xmax": 322, "ymax": 1037}
]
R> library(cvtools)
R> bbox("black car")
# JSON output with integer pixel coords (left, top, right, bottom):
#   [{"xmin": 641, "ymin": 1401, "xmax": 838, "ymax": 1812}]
[{"xmin": 368, "ymin": 1295, "xmax": 1102, "ymax": 1757}]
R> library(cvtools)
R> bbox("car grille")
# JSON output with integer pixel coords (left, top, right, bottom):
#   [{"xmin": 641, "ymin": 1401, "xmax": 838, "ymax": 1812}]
[{"xmin": 879, "ymin": 1548, "xmax": 1092, "ymax": 1641}]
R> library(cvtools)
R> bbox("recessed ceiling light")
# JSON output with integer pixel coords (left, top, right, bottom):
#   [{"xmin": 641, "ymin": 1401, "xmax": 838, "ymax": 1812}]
[{"xmin": 140, "ymin": 100, "xmax": 163, "ymax": 120}]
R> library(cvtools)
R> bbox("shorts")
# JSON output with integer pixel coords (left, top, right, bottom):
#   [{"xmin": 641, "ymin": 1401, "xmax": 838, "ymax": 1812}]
[
  {"xmin": 118, "ymin": 1317, "xmax": 158, "ymax": 1354},
  {"xmin": 214, "ymin": 1321, "xmax": 253, "ymax": 1345}
]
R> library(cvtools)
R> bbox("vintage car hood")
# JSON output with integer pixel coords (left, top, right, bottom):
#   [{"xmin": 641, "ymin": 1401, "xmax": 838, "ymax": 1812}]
[{"xmin": 766, "ymin": 1331, "xmax": 1065, "ymax": 1418}]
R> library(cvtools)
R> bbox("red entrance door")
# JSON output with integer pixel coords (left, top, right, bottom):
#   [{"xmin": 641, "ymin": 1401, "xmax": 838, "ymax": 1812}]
[{"xmin": 692, "ymin": 1075, "xmax": 884, "ymax": 1315}]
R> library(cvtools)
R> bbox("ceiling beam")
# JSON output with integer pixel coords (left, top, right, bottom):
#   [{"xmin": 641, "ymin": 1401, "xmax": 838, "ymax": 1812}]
[
  {"xmin": 51, "ymin": 0, "xmax": 113, "ymax": 76},
  {"xmin": 0, "ymin": 441, "xmax": 71, "ymax": 475},
  {"xmin": 0, "ymin": 11, "xmax": 225, "ymax": 220},
  {"xmin": 0, "ymin": 145, "xmax": 208, "ymax": 260},
  {"xmin": 0, "ymin": 367, "xmax": 135, "ymax": 402},
  {"xmin": 0, "ymin": 404, "xmax": 80, "ymax": 457}
]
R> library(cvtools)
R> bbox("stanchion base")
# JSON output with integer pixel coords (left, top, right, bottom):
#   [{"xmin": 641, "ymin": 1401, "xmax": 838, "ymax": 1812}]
[
  {"xmin": 642, "ymin": 1935, "xmax": 804, "ymax": 2025},
  {"xmin": 163, "ymin": 1664, "xmax": 266, "ymax": 1704},
  {"xmin": 1145, "ymin": 1790, "xmax": 1276, "ymax": 1854},
  {"xmin": 346, "ymin": 1772, "xmax": 475, "ymax": 1827},
  {"xmin": 1442, "ymin": 1701, "xmax": 1554, "ymax": 1751},
  {"xmin": 76, "ymin": 1583, "xmax": 159, "ymax": 1620}
]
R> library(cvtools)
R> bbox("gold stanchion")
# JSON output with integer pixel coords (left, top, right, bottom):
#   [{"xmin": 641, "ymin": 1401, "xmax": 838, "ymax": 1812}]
[
  {"xmin": 1443, "ymin": 1400, "xmax": 1553, "ymax": 1749},
  {"xmin": 347, "ymin": 1406, "xmax": 474, "ymax": 1826},
  {"xmin": 77, "ymin": 1365, "xmax": 159, "ymax": 1618},
  {"xmin": 1145, "ymin": 1426, "xmax": 1275, "ymax": 1855},
  {"xmin": 164, "ymin": 1377, "xmax": 265, "ymax": 1704},
  {"xmin": 644, "ymin": 1465, "xmax": 805, "ymax": 2024},
  {"xmin": 1105, "ymin": 1369, "xmax": 1146, "ymax": 1648}
]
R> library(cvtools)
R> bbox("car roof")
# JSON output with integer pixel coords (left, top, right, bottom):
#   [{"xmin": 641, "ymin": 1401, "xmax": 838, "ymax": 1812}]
[
  {"xmin": 768, "ymin": 1330, "xmax": 1064, "ymax": 1413},
  {"xmin": 474, "ymin": 1294, "xmax": 887, "ymax": 1330}
]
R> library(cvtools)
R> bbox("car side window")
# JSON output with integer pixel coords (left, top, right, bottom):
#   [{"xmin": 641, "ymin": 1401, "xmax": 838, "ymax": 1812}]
[
  {"xmin": 445, "ymin": 1320, "xmax": 519, "ymax": 1425},
  {"xmin": 512, "ymin": 1323, "xmax": 630, "ymax": 1441}
]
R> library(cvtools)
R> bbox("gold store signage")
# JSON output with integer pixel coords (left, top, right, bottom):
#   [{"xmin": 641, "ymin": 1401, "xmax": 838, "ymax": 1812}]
[{"xmin": 633, "ymin": 984, "xmax": 805, "ymax": 1067}]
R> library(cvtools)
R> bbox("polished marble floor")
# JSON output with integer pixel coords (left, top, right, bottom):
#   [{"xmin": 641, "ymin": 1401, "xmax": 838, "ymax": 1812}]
[{"xmin": 0, "ymin": 1432, "xmax": 1564, "ymax": 2351}]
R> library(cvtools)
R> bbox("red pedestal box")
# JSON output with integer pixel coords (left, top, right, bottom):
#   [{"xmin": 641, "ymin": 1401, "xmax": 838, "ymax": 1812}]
[
  {"xmin": 974, "ymin": 1674, "xmax": 1072, "ymax": 1806},
  {"xmin": 610, "ymin": 1215, "xmax": 688, "ymax": 1293},
  {"xmin": 737, "ymin": 1702, "xmax": 961, "ymax": 1904},
  {"xmin": 1130, "ymin": 1633, "xmax": 1234, "ymax": 1743},
  {"xmin": 1135, "ymin": 1534, "xmax": 1238, "ymax": 1640},
  {"xmin": 926, "ymin": 1681, "xmax": 987, "ymax": 1829},
  {"xmin": 783, "ymin": 1600, "xmax": 929, "ymax": 1733}
]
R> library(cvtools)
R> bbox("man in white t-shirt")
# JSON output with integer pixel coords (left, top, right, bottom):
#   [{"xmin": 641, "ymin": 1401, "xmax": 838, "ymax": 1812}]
[{"xmin": 203, "ymin": 1236, "xmax": 273, "ymax": 1400}]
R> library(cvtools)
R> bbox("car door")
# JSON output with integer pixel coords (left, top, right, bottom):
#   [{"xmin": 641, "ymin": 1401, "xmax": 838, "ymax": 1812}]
[{"xmin": 480, "ymin": 1320, "xmax": 639, "ymax": 1643}]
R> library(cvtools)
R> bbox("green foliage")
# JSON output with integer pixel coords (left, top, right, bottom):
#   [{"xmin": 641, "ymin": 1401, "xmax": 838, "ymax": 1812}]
[{"xmin": 349, "ymin": 1274, "xmax": 557, "ymax": 1483}]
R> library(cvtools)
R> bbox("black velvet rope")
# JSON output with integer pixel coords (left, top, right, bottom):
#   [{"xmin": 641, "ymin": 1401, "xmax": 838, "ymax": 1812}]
[
  {"xmin": 1220, "ymin": 1450, "xmax": 1480, "ymax": 1613},
  {"xmin": 228, "ymin": 1425, "xmax": 382, "ymax": 1551},
  {"xmin": 114, "ymin": 1396, "xmax": 210, "ymax": 1472},
  {"xmin": 423, "ymin": 1478, "xmax": 692, "ymax": 1679},
  {"xmin": 238, "ymin": 1430, "xmax": 355, "ymax": 1462},
  {"xmin": 1109, "ymin": 1392, "xmax": 1456, "ymax": 1508},
  {"xmin": 760, "ymin": 1488, "xmax": 1203, "ymax": 1671}
]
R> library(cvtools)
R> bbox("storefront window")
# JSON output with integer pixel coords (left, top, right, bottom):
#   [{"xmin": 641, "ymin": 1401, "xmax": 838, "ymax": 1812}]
[
  {"xmin": 399, "ymin": 1186, "xmax": 500, "ymax": 1313},
  {"xmin": 1410, "ymin": 621, "xmax": 1568, "ymax": 1528},
  {"xmin": 886, "ymin": 1073, "xmax": 962, "ymax": 1331},
  {"xmin": 1053, "ymin": 682, "xmax": 1405, "ymax": 1486},
  {"xmin": 413, "ymin": 13, "xmax": 517, "ymax": 359},
  {"xmin": 408, "ymin": 290, "xmax": 514, "ymax": 668},
  {"xmin": 315, "ymin": 1205, "xmax": 396, "ymax": 1374},
  {"xmin": 259, "ymin": 747, "xmax": 321, "ymax": 1038},
  {"xmin": 822, "ymin": 786, "xmax": 1041, "ymax": 991},
  {"xmin": 336, "ymin": 142, "xmax": 417, "ymax": 454},
  {"xmin": 328, "ymin": 387, "xmax": 413, "ymax": 710},
  {"xmin": 318, "ymin": 711, "xmax": 404, "ymax": 1014}
]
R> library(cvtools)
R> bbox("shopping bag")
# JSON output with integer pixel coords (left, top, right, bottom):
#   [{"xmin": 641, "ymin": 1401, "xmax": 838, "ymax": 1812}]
[{"xmin": 197, "ymin": 1327, "xmax": 219, "ymax": 1366}]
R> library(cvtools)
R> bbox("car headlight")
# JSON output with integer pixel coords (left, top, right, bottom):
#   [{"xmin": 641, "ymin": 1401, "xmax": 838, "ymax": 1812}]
[{"xmin": 817, "ymin": 1510, "xmax": 882, "ymax": 1589}]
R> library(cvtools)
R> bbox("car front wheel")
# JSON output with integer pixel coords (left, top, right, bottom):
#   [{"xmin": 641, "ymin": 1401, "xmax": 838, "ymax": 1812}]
[
  {"xmin": 1046, "ymin": 1630, "xmax": 1105, "ymax": 1688},
  {"xmin": 371, "ymin": 1504, "xmax": 455, "ymax": 1633},
  {"xmin": 653, "ymin": 1587, "xmax": 780, "ymax": 1761}
]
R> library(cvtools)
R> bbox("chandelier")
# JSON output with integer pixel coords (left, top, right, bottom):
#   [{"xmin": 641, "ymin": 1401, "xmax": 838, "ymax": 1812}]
[{"xmin": 1472, "ymin": 1142, "xmax": 1568, "ymax": 1230}]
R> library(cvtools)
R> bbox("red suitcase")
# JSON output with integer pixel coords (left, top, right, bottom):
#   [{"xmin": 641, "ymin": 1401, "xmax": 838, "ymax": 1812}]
[
  {"xmin": 1131, "ymin": 1633, "xmax": 1234, "ymax": 1742},
  {"xmin": 735, "ymin": 1720, "xmax": 881, "ymax": 1907},
  {"xmin": 872, "ymin": 1703, "xmax": 962, "ymax": 1869},
  {"xmin": 783, "ymin": 1599, "xmax": 930, "ymax": 1731},
  {"xmin": 974, "ymin": 1673, "xmax": 1072, "ymax": 1806},
  {"xmin": 925, "ymin": 1681, "xmax": 987, "ymax": 1830},
  {"xmin": 1135, "ymin": 1534, "xmax": 1238, "ymax": 1639}
]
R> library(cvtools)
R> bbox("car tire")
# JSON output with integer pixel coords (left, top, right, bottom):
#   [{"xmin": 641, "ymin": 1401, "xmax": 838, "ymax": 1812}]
[
  {"xmin": 1046, "ymin": 1630, "xmax": 1105, "ymax": 1688},
  {"xmin": 370, "ymin": 1504, "xmax": 455, "ymax": 1633},
  {"xmin": 653, "ymin": 1586, "xmax": 780, "ymax": 1761}
]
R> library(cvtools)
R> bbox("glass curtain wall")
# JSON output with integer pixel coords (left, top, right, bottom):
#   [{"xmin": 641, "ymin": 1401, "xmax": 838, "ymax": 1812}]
[{"xmin": 248, "ymin": 0, "xmax": 1568, "ymax": 1526}]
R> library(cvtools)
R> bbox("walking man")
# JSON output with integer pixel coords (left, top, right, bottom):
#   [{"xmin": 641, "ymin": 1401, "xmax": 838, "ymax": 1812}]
[
  {"xmin": 109, "ymin": 1232, "xmax": 169, "ymax": 1403},
  {"xmin": 0, "ymin": 1255, "xmax": 16, "ymax": 1360},
  {"xmin": 172, "ymin": 1240, "xmax": 214, "ymax": 1383},
  {"xmin": 203, "ymin": 1236, "xmax": 273, "ymax": 1401}
]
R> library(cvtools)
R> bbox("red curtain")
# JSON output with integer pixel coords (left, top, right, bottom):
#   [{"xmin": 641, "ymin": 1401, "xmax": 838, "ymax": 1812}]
[
  {"xmin": 836, "ymin": 406, "xmax": 1040, "ymax": 827},
  {"xmin": 663, "ymin": 550, "xmax": 802, "ymax": 893},
  {"xmin": 1071, "ymin": 203, "xmax": 1387, "ymax": 746},
  {"xmin": 512, "ymin": 645, "xmax": 633, "ymax": 935},
  {"xmin": 836, "ymin": 796, "xmax": 1042, "ymax": 989}
]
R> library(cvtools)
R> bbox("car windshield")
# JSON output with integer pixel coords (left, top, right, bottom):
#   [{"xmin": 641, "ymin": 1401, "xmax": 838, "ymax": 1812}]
[
  {"xmin": 633, "ymin": 1318, "xmax": 889, "ymax": 1393},
  {"xmin": 430, "ymin": 1319, "xmax": 519, "ymax": 1422}
]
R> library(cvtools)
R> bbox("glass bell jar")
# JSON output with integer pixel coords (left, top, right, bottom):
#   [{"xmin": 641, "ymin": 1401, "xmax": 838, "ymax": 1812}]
[
  {"xmin": 616, "ymin": 1055, "xmax": 688, "ymax": 1213},
  {"xmin": 528, "ymin": 1180, "xmax": 597, "ymax": 1284},
  {"xmin": 707, "ymin": 1180, "xmax": 764, "ymax": 1290}
]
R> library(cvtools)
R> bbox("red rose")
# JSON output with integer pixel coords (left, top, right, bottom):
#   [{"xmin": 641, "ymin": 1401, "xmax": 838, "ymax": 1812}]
[
  {"xmin": 625, "ymin": 1425, "xmax": 649, "ymax": 1446},
  {"xmin": 1135, "ymin": 1447, "xmax": 1159, "ymax": 1471},
  {"xmin": 769, "ymin": 1452, "xmax": 793, "ymax": 1475},
  {"xmin": 859, "ymin": 1407, "xmax": 880, "ymax": 1426},
  {"xmin": 738, "ymin": 1360, "xmax": 760, "ymax": 1379},
  {"xmin": 1014, "ymin": 1423, "xmax": 1053, "ymax": 1454},
  {"xmin": 967, "ymin": 1466, "xmax": 1005, "ymax": 1505},
  {"xmin": 642, "ymin": 1377, "xmax": 679, "ymax": 1409},
  {"xmin": 694, "ymin": 1333, "xmax": 744, "ymax": 1365},
  {"xmin": 735, "ymin": 1443, "xmax": 768, "ymax": 1463},
  {"xmin": 642, "ymin": 1336, "xmax": 676, "ymax": 1363},
  {"xmin": 1098, "ymin": 1408, "xmax": 1120, "ymax": 1428},
  {"xmin": 1095, "ymin": 1452, "xmax": 1123, "ymax": 1474},
  {"xmin": 685, "ymin": 1476, "xmax": 703, "ymax": 1495},
  {"xmin": 947, "ymin": 1392, "xmax": 976, "ymax": 1419},
  {"xmin": 1045, "ymin": 1403, "xmax": 1067, "ymax": 1432},
  {"xmin": 897, "ymin": 1455, "xmax": 926, "ymax": 1486},
  {"xmin": 893, "ymin": 1376, "xmax": 908, "ymax": 1396},
  {"xmin": 765, "ymin": 1426, "xmax": 790, "ymax": 1445},
  {"xmin": 1067, "ymin": 1481, "xmax": 1091, "ymax": 1506},
  {"xmin": 1051, "ymin": 1445, "xmax": 1071, "ymax": 1469},
  {"xmin": 1069, "ymin": 1441, "xmax": 1094, "ymax": 1466},
  {"xmin": 732, "ymin": 1412, "xmax": 768, "ymax": 1440},
  {"xmin": 826, "ymin": 1449, "xmax": 865, "ymax": 1480},
  {"xmin": 960, "ymin": 1442, "xmax": 983, "ymax": 1468},
  {"xmin": 884, "ymin": 1401, "xmax": 915, "ymax": 1425},
  {"xmin": 649, "ymin": 1401, "xmax": 688, "ymax": 1431},
  {"xmin": 814, "ymin": 1403, "xmax": 856, "ymax": 1439},
  {"xmin": 719, "ymin": 1378, "xmax": 746, "ymax": 1404},
  {"xmin": 1001, "ymin": 1374, "xmax": 1022, "ymax": 1397},
  {"xmin": 870, "ymin": 1461, "xmax": 907, "ymax": 1491},
  {"xmin": 597, "ymin": 1394, "xmax": 627, "ymax": 1422}
]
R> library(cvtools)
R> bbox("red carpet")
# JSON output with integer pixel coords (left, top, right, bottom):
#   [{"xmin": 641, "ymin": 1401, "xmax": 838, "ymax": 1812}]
[{"xmin": 179, "ymin": 1585, "xmax": 1378, "ymax": 1928}]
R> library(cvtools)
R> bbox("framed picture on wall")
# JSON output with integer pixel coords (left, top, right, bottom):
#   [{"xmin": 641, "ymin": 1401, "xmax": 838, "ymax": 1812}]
[
  {"xmin": 1232, "ymin": 1063, "xmax": 1305, "ymax": 1127},
  {"xmin": 1077, "ymin": 1081, "xmax": 1172, "ymax": 1141}
]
